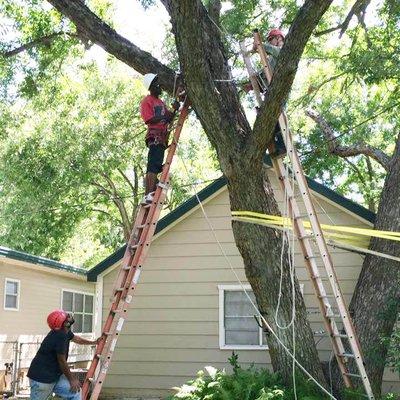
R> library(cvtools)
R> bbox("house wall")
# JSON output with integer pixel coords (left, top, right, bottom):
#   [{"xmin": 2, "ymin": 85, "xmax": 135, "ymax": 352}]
[
  {"xmin": 100, "ymin": 171, "xmax": 399, "ymax": 398},
  {"xmin": 0, "ymin": 259, "xmax": 96, "ymax": 379}
]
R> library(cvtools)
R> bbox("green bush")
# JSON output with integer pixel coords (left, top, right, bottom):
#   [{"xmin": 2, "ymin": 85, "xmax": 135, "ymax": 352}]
[
  {"xmin": 166, "ymin": 353, "xmax": 329, "ymax": 400},
  {"xmin": 166, "ymin": 353, "xmax": 398, "ymax": 400}
]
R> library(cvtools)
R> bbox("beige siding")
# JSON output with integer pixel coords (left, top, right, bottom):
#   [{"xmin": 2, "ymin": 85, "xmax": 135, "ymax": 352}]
[
  {"xmin": 100, "ymin": 173, "xmax": 399, "ymax": 397},
  {"xmin": 0, "ymin": 259, "xmax": 96, "ymax": 372}
]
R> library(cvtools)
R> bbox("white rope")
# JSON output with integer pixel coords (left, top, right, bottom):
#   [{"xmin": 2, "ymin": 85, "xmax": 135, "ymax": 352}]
[{"xmin": 175, "ymin": 145, "xmax": 338, "ymax": 400}]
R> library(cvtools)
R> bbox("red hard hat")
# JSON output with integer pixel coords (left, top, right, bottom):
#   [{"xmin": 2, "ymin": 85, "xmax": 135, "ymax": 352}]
[
  {"xmin": 267, "ymin": 28, "xmax": 285, "ymax": 41},
  {"xmin": 47, "ymin": 310, "xmax": 68, "ymax": 330}
]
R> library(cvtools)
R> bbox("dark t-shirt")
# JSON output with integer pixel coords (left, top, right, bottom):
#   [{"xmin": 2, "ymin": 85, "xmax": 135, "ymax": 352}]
[{"xmin": 28, "ymin": 329, "xmax": 74, "ymax": 383}]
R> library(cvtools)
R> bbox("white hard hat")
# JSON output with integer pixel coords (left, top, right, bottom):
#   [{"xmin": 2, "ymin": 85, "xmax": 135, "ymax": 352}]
[{"xmin": 143, "ymin": 73, "xmax": 158, "ymax": 90}]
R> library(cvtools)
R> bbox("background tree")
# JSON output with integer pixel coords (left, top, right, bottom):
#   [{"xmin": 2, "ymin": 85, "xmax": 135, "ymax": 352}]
[{"xmin": 0, "ymin": 56, "xmax": 218, "ymax": 266}]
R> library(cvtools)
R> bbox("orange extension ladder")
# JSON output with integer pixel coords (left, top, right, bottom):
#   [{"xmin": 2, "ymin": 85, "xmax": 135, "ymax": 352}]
[
  {"xmin": 81, "ymin": 100, "xmax": 190, "ymax": 400},
  {"xmin": 240, "ymin": 30, "xmax": 374, "ymax": 399}
]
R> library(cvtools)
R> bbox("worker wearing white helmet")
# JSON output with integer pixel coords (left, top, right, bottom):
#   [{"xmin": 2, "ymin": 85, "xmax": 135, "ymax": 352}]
[{"xmin": 140, "ymin": 73, "xmax": 180, "ymax": 204}]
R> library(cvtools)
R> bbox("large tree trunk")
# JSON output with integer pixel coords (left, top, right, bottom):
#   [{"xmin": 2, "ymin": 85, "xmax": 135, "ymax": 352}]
[
  {"xmin": 331, "ymin": 133, "xmax": 400, "ymax": 397},
  {"xmin": 228, "ymin": 163, "xmax": 326, "ymax": 384},
  {"xmin": 48, "ymin": 0, "xmax": 333, "ymax": 386},
  {"xmin": 166, "ymin": 0, "xmax": 330, "ymax": 386}
]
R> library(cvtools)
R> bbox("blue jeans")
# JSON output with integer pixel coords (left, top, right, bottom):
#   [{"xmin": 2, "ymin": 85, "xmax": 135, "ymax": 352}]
[{"xmin": 30, "ymin": 375, "xmax": 81, "ymax": 400}]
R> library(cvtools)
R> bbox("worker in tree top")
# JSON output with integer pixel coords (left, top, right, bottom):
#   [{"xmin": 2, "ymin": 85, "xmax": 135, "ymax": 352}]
[
  {"xmin": 244, "ymin": 28, "xmax": 287, "ymax": 158},
  {"xmin": 27, "ymin": 310, "xmax": 99, "ymax": 400},
  {"xmin": 140, "ymin": 73, "xmax": 180, "ymax": 204}
]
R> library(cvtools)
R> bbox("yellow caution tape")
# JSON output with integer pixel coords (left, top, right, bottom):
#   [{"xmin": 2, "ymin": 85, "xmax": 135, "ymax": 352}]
[
  {"xmin": 231, "ymin": 211, "xmax": 400, "ymax": 262},
  {"xmin": 231, "ymin": 211, "xmax": 400, "ymax": 243}
]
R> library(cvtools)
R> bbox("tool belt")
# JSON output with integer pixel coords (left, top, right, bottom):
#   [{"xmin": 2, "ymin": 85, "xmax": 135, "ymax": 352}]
[{"xmin": 146, "ymin": 128, "xmax": 169, "ymax": 147}]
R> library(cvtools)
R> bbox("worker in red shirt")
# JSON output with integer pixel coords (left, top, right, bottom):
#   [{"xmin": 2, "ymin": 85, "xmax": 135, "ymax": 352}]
[{"xmin": 140, "ymin": 73, "xmax": 180, "ymax": 204}]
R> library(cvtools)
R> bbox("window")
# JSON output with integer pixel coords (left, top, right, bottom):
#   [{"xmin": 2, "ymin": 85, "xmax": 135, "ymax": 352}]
[
  {"xmin": 4, "ymin": 279, "xmax": 20, "ymax": 311},
  {"xmin": 218, "ymin": 285, "xmax": 267, "ymax": 349},
  {"xmin": 62, "ymin": 290, "xmax": 94, "ymax": 333}
]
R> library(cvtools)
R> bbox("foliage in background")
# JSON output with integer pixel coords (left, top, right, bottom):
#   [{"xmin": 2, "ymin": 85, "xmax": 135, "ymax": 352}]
[
  {"xmin": 0, "ymin": 56, "xmax": 218, "ymax": 266},
  {"xmin": 1, "ymin": 0, "xmax": 399, "ymax": 258},
  {"xmin": 287, "ymin": 2, "xmax": 400, "ymax": 212}
]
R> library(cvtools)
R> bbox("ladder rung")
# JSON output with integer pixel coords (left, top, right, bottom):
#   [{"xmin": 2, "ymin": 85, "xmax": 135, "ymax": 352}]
[
  {"xmin": 298, "ymin": 234, "xmax": 314, "ymax": 240},
  {"xmin": 136, "ymin": 224, "xmax": 147, "ymax": 229},
  {"xmin": 327, "ymin": 314, "xmax": 344, "ymax": 319},
  {"xmin": 304, "ymin": 255, "xmax": 319, "ymax": 260},
  {"xmin": 157, "ymin": 182, "xmax": 169, "ymax": 189},
  {"xmin": 294, "ymin": 213, "xmax": 311, "ymax": 220},
  {"xmin": 122, "ymin": 265, "xmax": 131, "ymax": 271},
  {"xmin": 318, "ymin": 294, "xmax": 335, "ymax": 299},
  {"xmin": 339, "ymin": 353, "xmax": 356, "ymax": 358},
  {"xmin": 115, "ymin": 288, "xmax": 124, "ymax": 292},
  {"xmin": 333, "ymin": 333, "xmax": 349, "ymax": 339},
  {"xmin": 344, "ymin": 372, "xmax": 363, "ymax": 378}
]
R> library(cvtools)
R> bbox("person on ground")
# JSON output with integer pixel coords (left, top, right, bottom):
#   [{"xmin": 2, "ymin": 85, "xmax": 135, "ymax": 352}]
[
  {"xmin": 28, "ymin": 310, "xmax": 100, "ymax": 400},
  {"xmin": 243, "ymin": 28, "xmax": 287, "ymax": 158},
  {"xmin": 140, "ymin": 73, "xmax": 180, "ymax": 204}
]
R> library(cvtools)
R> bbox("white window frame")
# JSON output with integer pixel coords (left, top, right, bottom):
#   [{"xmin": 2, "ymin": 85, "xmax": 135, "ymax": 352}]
[
  {"xmin": 61, "ymin": 289, "xmax": 94, "ymax": 334},
  {"xmin": 4, "ymin": 278, "xmax": 20, "ymax": 311},
  {"xmin": 218, "ymin": 284, "xmax": 268, "ymax": 350}
]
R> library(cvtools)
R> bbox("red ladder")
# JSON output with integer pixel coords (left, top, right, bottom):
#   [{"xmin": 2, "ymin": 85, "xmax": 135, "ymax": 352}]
[
  {"xmin": 240, "ymin": 30, "xmax": 374, "ymax": 399},
  {"xmin": 82, "ymin": 101, "xmax": 190, "ymax": 400}
]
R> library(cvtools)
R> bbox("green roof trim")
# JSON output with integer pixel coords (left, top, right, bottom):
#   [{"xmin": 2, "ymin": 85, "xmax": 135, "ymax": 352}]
[
  {"xmin": 86, "ymin": 176, "xmax": 226, "ymax": 281},
  {"xmin": 87, "ymin": 168, "xmax": 375, "ymax": 282},
  {"xmin": 0, "ymin": 246, "xmax": 87, "ymax": 276}
]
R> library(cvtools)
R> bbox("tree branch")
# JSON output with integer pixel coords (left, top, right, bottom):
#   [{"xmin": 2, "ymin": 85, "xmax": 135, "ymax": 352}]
[
  {"xmin": 306, "ymin": 108, "xmax": 391, "ymax": 170},
  {"xmin": 339, "ymin": 0, "xmax": 371, "ymax": 37},
  {"xmin": 207, "ymin": 0, "xmax": 222, "ymax": 27},
  {"xmin": 2, "ymin": 32, "xmax": 78, "ymax": 58},
  {"xmin": 117, "ymin": 167, "xmax": 136, "ymax": 196},
  {"xmin": 253, "ymin": 0, "xmax": 333, "ymax": 150},
  {"xmin": 162, "ymin": 0, "xmax": 250, "ymax": 154},
  {"xmin": 46, "ymin": 0, "xmax": 176, "ymax": 94},
  {"xmin": 292, "ymin": 71, "xmax": 347, "ymax": 107},
  {"xmin": 315, "ymin": 0, "xmax": 371, "ymax": 37},
  {"xmin": 101, "ymin": 172, "xmax": 132, "ymax": 241},
  {"xmin": 90, "ymin": 180, "xmax": 113, "ymax": 197},
  {"xmin": 91, "ymin": 208, "xmax": 123, "ymax": 227}
]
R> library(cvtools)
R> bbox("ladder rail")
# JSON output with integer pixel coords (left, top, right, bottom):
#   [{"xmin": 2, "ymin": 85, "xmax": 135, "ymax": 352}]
[
  {"xmin": 82, "ymin": 103, "xmax": 190, "ymax": 400},
  {"xmin": 240, "ymin": 31, "xmax": 374, "ymax": 399},
  {"xmin": 239, "ymin": 49, "xmax": 350, "ymax": 378},
  {"xmin": 108, "ymin": 205, "xmax": 150, "ymax": 302}
]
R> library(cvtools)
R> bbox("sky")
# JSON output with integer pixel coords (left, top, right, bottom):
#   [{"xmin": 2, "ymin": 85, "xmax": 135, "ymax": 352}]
[{"xmin": 86, "ymin": 1, "xmax": 169, "ymax": 73}]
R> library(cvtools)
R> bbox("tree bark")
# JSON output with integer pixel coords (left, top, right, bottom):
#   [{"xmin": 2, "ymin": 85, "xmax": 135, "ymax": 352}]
[
  {"xmin": 306, "ymin": 108, "xmax": 391, "ymax": 170},
  {"xmin": 331, "ymin": 133, "xmax": 400, "ymax": 397},
  {"xmin": 227, "ymin": 165, "xmax": 326, "ymax": 385},
  {"xmin": 46, "ymin": 0, "xmax": 177, "ymax": 93}
]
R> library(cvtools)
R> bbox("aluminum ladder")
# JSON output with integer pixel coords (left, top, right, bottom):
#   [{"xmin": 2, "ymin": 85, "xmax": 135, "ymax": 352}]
[
  {"xmin": 81, "ymin": 101, "xmax": 190, "ymax": 400},
  {"xmin": 240, "ymin": 30, "xmax": 374, "ymax": 399}
]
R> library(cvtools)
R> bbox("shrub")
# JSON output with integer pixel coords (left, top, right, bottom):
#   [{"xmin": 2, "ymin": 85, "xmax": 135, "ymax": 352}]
[{"xmin": 166, "ymin": 353, "xmax": 398, "ymax": 400}]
